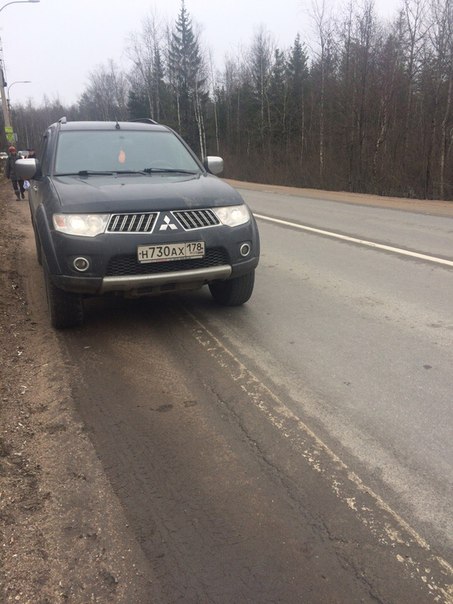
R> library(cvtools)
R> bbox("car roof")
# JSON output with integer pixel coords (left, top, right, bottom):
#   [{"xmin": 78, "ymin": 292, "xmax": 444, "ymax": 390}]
[{"xmin": 53, "ymin": 120, "xmax": 170, "ymax": 133}]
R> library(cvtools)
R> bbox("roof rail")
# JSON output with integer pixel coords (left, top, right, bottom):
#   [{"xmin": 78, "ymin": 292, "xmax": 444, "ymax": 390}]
[{"xmin": 129, "ymin": 117, "xmax": 159, "ymax": 125}]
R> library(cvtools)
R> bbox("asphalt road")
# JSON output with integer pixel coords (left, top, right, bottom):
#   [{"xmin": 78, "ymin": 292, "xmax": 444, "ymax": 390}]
[
  {"xmin": 56, "ymin": 185, "xmax": 453, "ymax": 602},
  {"xmin": 235, "ymin": 186, "xmax": 453, "ymax": 553}
]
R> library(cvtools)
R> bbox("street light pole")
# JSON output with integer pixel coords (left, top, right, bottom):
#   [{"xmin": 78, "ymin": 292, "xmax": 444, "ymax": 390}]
[
  {"xmin": 0, "ymin": 64, "xmax": 11, "ymax": 130},
  {"xmin": 6, "ymin": 79, "xmax": 31, "ymax": 141},
  {"xmin": 8, "ymin": 80, "xmax": 31, "ymax": 108},
  {"xmin": 0, "ymin": 1, "xmax": 40, "ymax": 14},
  {"xmin": 0, "ymin": 0, "xmax": 39, "ymax": 142}
]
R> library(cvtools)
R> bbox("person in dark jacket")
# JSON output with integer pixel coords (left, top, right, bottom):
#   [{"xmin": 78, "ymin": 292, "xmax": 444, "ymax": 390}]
[{"xmin": 5, "ymin": 146, "xmax": 25, "ymax": 200}]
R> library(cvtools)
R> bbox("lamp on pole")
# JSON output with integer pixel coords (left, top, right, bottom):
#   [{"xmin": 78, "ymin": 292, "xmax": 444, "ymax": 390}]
[
  {"xmin": 0, "ymin": 0, "xmax": 39, "ymax": 142},
  {"xmin": 7, "ymin": 79, "xmax": 31, "ymax": 144},
  {"xmin": 7, "ymin": 79, "xmax": 31, "ymax": 109},
  {"xmin": 0, "ymin": 1, "xmax": 40, "ymax": 14}
]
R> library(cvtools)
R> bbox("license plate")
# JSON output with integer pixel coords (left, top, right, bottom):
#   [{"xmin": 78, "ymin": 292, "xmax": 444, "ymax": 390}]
[{"xmin": 137, "ymin": 241, "xmax": 205, "ymax": 263}]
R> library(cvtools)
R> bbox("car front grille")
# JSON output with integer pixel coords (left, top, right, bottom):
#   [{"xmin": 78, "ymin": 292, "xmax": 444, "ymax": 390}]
[
  {"xmin": 106, "ymin": 210, "xmax": 219, "ymax": 233},
  {"xmin": 173, "ymin": 209, "xmax": 220, "ymax": 230},
  {"xmin": 106, "ymin": 247, "xmax": 229, "ymax": 276},
  {"xmin": 107, "ymin": 213, "xmax": 158, "ymax": 233}
]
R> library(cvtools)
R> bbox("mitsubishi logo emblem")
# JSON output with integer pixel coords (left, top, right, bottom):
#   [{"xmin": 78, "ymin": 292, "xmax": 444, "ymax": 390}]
[{"xmin": 159, "ymin": 215, "xmax": 178, "ymax": 231}]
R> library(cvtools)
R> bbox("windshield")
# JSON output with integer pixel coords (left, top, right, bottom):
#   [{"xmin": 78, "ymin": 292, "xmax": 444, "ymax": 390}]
[{"xmin": 54, "ymin": 130, "xmax": 202, "ymax": 175}]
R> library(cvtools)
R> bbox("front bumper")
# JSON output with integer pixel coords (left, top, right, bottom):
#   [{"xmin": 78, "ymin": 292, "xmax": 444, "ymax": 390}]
[
  {"xmin": 52, "ymin": 257, "xmax": 259, "ymax": 296},
  {"xmin": 101, "ymin": 265, "xmax": 232, "ymax": 292},
  {"xmin": 47, "ymin": 219, "xmax": 260, "ymax": 296}
]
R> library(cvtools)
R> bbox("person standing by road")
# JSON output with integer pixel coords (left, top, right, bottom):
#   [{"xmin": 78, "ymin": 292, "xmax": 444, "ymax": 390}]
[{"xmin": 5, "ymin": 146, "xmax": 25, "ymax": 200}]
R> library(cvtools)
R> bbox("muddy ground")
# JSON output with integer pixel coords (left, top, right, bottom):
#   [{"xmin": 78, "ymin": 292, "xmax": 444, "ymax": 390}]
[
  {"xmin": 0, "ymin": 179, "xmax": 152, "ymax": 603},
  {"xmin": 1, "ymin": 177, "xmax": 452, "ymax": 603}
]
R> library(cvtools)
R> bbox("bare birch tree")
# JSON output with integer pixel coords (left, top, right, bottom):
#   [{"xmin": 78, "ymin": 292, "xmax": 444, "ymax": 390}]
[
  {"xmin": 127, "ymin": 12, "xmax": 166, "ymax": 121},
  {"xmin": 310, "ymin": 0, "xmax": 334, "ymax": 184}
]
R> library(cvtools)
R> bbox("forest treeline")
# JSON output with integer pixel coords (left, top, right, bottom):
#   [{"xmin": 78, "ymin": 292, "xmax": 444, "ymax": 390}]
[{"xmin": 8, "ymin": 0, "xmax": 453, "ymax": 200}]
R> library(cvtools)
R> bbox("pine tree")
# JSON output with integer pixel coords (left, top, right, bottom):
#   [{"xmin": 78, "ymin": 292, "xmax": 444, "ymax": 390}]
[
  {"xmin": 287, "ymin": 34, "xmax": 309, "ymax": 162},
  {"xmin": 268, "ymin": 48, "xmax": 288, "ymax": 148},
  {"xmin": 168, "ymin": 0, "xmax": 207, "ymax": 154}
]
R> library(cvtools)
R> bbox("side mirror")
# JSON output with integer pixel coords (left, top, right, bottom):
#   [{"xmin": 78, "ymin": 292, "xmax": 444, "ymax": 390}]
[
  {"xmin": 15, "ymin": 158, "xmax": 39, "ymax": 180},
  {"xmin": 204, "ymin": 156, "xmax": 224, "ymax": 175}
]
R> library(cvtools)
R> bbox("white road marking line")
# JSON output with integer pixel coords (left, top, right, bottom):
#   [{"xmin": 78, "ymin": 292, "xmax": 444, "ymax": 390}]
[
  {"xmin": 179, "ymin": 308, "xmax": 453, "ymax": 602},
  {"xmin": 254, "ymin": 213, "xmax": 453, "ymax": 267}
]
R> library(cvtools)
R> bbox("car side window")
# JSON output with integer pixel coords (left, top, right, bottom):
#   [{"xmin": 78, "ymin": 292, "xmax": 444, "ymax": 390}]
[{"xmin": 39, "ymin": 131, "xmax": 53, "ymax": 176}]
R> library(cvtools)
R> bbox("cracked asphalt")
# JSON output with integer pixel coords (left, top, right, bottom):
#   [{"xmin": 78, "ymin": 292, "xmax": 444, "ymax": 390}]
[{"xmin": 1, "ymin": 180, "xmax": 452, "ymax": 603}]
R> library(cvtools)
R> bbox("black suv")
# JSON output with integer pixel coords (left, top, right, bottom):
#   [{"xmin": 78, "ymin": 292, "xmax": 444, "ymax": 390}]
[{"xmin": 17, "ymin": 118, "xmax": 260, "ymax": 328}]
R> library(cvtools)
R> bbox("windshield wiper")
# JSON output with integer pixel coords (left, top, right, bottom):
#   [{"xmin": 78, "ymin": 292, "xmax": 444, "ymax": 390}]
[
  {"xmin": 114, "ymin": 170, "xmax": 148, "ymax": 175},
  {"xmin": 55, "ymin": 170, "xmax": 149, "ymax": 177},
  {"xmin": 143, "ymin": 168, "xmax": 198, "ymax": 175},
  {"xmin": 55, "ymin": 170, "xmax": 116, "ymax": 176}
]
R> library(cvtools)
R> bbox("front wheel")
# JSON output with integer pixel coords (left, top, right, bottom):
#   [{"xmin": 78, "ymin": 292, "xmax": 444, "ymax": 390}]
[
  {"xmin": 209, "ymin": 270, "xmax": 255, "ymax": 306},
  {"xmin": 43, "ymin": 266, "xmax": 84, "ymax": 329},
  {"xmin": 33, "ymin": 229, "xmax": 42, "ymax": 265}
]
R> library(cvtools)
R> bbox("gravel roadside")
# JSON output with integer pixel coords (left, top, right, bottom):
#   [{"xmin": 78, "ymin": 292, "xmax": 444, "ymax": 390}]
[{"xmin": 0, "ymin": 181, "xmax": 154, "ymax": 603}]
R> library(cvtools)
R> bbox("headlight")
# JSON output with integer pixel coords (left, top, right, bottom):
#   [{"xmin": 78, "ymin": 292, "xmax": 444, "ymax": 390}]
[
  {"xmin": 214, "ymin": 204, "xmax": 250, "ymax": 227},
  {"xmin": 53, "ymin": 214, "xmax": 110, "ymax": 237}
]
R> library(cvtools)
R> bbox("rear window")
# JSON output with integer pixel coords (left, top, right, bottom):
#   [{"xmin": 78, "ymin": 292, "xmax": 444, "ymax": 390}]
[{"xmin": 54, "ymin": 130, "xmax": 201, "ymax": 174}]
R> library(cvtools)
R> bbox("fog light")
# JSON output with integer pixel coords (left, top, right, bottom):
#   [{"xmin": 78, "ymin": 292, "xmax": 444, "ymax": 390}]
[
  {"xmin": 73, "ymin": 256, "xmax": 90, "ymax": 272},
  {"xmin": 240, "ymin": 243, "xmax": 251, "ymax": 257}
]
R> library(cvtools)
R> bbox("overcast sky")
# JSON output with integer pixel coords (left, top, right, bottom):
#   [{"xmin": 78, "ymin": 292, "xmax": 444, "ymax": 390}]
[{"xmin": 1, "ymin": 0, "xmax": 401, "ymax": 107}]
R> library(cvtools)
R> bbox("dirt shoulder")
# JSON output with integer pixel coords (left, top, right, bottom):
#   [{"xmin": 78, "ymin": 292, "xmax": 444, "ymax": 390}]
[
  {"xmin": 225, "ymin": 178, "xmax": 453, "ymax": 217},
  {"xmin": 0, "ymin": 181, "xmax": 153, "ymax": 603}
]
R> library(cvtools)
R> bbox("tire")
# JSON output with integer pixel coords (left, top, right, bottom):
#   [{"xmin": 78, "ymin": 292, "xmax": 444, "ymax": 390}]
[
  {"xmin": 33, "ymin": 229, "xmax": 42, "ymax": 265},
  {"xmin": 43, "ymin": 265, "xmax": 84, "ymax": 329},
  {"xmin": 209, "ymin": 270, "xmax": 255, "ymax": 306},
  {"xmin": 30, "ymin": 214, "xmax": 42, "ymax": 265}
]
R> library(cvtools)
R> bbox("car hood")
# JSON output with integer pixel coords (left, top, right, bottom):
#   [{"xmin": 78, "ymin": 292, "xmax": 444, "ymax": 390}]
[{"xmin": 51, "ymin": 173, "xmax": 244, "ymax": 212}]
